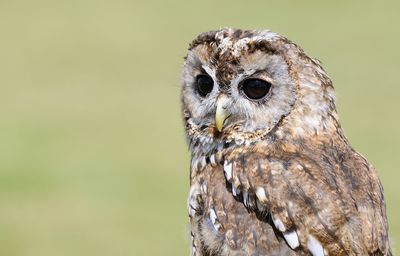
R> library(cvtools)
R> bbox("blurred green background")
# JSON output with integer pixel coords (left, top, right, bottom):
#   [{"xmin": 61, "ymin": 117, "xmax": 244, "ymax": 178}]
[{"xmin": 0, "ymin": 0, "xmax": 399, "ymax": 255}]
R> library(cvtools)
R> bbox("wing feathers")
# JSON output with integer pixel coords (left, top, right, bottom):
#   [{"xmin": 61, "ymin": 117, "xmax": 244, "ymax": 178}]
[{"xmin": 221, "ymin": 144, "xmax": 390, "ymax": 255}]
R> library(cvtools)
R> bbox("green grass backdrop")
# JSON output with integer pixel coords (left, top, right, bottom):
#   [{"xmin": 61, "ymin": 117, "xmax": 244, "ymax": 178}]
[{"xmin": 0, "ymin": 0, "xmax": 399, "ymax": 255}]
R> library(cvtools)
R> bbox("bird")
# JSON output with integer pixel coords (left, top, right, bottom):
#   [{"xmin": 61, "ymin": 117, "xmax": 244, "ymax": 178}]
[{"xmin": 180, "ymin": 28, "xmax": 391, "ymax": 256}]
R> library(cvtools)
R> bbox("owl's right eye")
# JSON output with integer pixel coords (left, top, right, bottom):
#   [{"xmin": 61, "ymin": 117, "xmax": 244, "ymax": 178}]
[{"xmin": 195, "ymin": 75, "xmax": 214, "ymax": 97}]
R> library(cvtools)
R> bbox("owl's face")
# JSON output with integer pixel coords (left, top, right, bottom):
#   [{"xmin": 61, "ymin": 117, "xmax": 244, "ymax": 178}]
[{"xmin": 181, "ymin": 29, "xmax": 336, "ymax": 155}]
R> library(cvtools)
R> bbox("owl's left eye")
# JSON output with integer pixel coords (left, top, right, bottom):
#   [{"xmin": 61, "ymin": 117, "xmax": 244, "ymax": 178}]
[
  {"xmin": 195, "ymin": 74, "xmax": 214, "ymax": 97},
  {"xmin": 240, "ymin": 78, "xmax": 271, "ymax": 100}
]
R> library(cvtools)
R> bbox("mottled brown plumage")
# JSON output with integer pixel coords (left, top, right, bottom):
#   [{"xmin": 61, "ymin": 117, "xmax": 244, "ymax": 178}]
[{"xmin": 181, "ymin": 28, "xmax": 391, "ymax": 256}]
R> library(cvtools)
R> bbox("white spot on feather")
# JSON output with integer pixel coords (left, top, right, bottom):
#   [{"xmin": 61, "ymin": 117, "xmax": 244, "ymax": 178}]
[
  {"xmin": 209, "ymin": 208, "xmax": 220, "ymax": 231},
  {"xmin": 283, "ymin": 230, "xmax": 300, "ymax": 249},
  {"xmin": 243, "ymin": 191, "xmax": 249, "ymax": 207},
  {"xmin": 308, "ymin": 235, "xmax": 324, "ymax": 256},
  {"xmin": 255, "ymin": 187, "xmax": 267, "ymax": 202},
  {"xmin": 209, "ymin": 154, "xmax": 217, "ymax": 166},
  {"xmin": 209, "ymin": 209, "xmax": 217, "ymax": 224},
  {"xmin": 223, "ymin": 161, "xmax": 232, "ymax": 181},
  {"xmin": 232, "ymin": 183, "xmax": 240, "ymax": 196},
  {"xmin": 272, "ymin": 216, "xmax": 286, "ymax": 232}
]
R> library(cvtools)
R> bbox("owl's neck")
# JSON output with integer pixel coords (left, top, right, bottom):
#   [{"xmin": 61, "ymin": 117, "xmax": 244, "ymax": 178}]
[
  {"xmin": 188, "ymin": 112, "xmax": 347, "ymax": 181},
  {"xmin": 188, "ymin": 111, "xmax": 344, "ymax": 159}
]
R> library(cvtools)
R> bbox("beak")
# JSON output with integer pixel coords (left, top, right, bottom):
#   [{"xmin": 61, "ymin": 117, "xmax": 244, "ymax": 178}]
[{"xmin": 215, "ymin": 95, "xmax": 229, "ymax": 132}]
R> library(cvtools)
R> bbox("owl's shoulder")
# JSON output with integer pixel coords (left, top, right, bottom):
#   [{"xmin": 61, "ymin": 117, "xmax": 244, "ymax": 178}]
[
  {"xmin": 224, "ymin": 136, "xmax": 383, "ymax": 199},
  {"xmin": 221, "ymin": 137, "xmax": 390, "ymax": 254}
]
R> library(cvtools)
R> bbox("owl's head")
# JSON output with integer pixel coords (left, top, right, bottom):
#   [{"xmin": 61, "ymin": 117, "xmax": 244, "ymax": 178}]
[{"xmin": 181, "ymin": 28, "xmax": 339, "ymax": 155}]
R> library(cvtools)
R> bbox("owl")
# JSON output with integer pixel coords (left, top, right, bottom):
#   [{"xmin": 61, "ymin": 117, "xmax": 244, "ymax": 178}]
[{"xmin": 180, "ymin": 28, "xmax": 391, "ymax": 256}]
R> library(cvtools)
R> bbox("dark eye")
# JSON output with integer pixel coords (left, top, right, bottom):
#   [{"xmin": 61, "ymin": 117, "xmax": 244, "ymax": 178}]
[
  {"xmin": 241, "ymin": 79, "xmax": 271, "ymax": 100},
  {"xmin": 195, "ymin": 74, "xmax": 214, "ymax": 97}
]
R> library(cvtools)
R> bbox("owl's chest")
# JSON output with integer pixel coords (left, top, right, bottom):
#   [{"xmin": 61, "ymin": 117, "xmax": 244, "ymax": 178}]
[{"xmin": 188, "ymin": 163, "xmax": 298, "ymax": 256}]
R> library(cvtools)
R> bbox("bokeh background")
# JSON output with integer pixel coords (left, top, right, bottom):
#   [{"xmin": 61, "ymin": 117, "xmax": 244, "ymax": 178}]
[{"xmin": 0, "ymin": 0, "xmax": 399, "ymax": 255}]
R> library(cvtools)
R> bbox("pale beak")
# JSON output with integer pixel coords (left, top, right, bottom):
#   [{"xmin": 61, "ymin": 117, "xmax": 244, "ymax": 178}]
[{"xmin": 215, "ymin": 95, "xmax": 229, "ymax": 132}]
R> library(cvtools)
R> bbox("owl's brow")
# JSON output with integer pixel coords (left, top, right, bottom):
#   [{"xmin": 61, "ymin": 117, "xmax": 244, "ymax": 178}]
[{"xmin": 189, "ymin": 29, "xmax": 258, "ymax": 51}]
